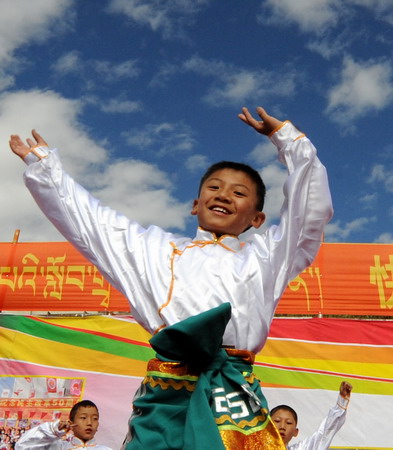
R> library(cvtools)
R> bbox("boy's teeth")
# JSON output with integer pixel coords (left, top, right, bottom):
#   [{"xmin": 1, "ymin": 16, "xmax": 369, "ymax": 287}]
[{"xmin": 212, "ymin": 206, "xmax": 228, "ymax": 213}]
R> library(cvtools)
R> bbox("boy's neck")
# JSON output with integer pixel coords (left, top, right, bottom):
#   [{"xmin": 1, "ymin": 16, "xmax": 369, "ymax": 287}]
[{"xmin": 198, "ymin": 227, "xmax": 239, "ymax": 239}]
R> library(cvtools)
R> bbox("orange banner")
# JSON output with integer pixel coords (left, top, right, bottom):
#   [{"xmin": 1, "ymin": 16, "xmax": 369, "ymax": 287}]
[
  {"xmin": 1, "ymin": 241, "xmax": 392, "ymax": 315},
  {"xmin": 277, "ymin": 242, "xmax": 393, "ymax": 316}
]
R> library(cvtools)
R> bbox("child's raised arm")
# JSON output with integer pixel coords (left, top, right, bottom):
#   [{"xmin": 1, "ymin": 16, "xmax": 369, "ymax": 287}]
[{"xmin": 238, "ymin": 106, "xmax": 283, "ymax": 136}]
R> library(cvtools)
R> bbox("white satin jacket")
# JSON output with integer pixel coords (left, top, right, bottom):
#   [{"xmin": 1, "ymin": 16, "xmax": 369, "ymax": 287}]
[
  {"xmin": 23, "ymin": 121, "xmax": 333, "ymax": 353},
  {"xmin": 15, "ymin": 420, "xmax": 112, "ymax": 449}
]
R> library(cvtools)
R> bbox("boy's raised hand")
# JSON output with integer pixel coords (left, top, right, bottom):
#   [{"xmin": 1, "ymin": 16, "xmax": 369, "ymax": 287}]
[
  {"xmin": 9, "ymin": 129, "xmax": 48, "ymax": 159},
  {"xmin": 58, "ymin": 420, "xmax": 76, "ymax": 432},
  {"xmin": 238, "ymin": 107, "xmax": 283, "ymax": 136},
  {"xmin": 339, "ymin": 381, "xmax": 352, "ymax": 399}
]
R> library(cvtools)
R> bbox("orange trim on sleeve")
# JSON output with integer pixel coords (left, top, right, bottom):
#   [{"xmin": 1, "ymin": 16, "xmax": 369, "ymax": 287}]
[
  {"xmin": 23, "ymin": 145, "xmax": 48, "ymax": 160},
  {"xmin": 268, "ymin": 120, "xmax": 290, "ymax": 138},
  {"xmin": 294, "ymin": 133, "xmax": 306, "ymax": 141}
]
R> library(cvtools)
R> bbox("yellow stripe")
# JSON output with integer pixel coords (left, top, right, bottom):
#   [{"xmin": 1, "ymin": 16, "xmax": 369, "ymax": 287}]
[
  {"xmin": 36, "ymin": 315, "xmax": 152, "ymax": 344},
  {"xmin": 0, "ymin": 328, "xmax": 147, "ymax": 377},
  {"xmin": 258, "ymin": 354, "xmax": 393, "ymax": 380}
]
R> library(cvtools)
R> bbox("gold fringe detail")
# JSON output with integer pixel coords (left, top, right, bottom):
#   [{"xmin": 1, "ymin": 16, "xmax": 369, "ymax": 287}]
[
  {"xmin": 143, "ymin": 375, "xmax": 196, "ymax": 392},
  {"xmin": 215, "ymin": 411, "xmax": 268, "ymax": 429}
]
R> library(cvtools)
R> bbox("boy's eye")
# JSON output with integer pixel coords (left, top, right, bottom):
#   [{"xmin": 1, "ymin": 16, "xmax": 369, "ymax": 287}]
[{"xmin": 234, "ymin": 191, "xmax": 246, "ymax": 196}]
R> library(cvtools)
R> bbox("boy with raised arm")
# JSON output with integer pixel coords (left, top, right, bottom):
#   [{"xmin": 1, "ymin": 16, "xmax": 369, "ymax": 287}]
[
  {"xmin": 15, "ymin": 400, "xmax": 112, "ymax": 449},
  {"xmin": 270, "ymin": 381, "xmax": 352, "ymax": 449},
  {"xmin": 9, "ymin": 106, "xmax": 333, "ymax": 449}
]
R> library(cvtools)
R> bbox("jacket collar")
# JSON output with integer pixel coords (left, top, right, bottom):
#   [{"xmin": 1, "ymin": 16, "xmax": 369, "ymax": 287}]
[{"xmin": 194, "ymin": 227, "xmax": 242, "ymax": 252}]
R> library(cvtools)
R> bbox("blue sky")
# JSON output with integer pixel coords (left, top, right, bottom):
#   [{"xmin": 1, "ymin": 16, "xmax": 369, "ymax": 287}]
[{"xmin": 1, "ymin": 0, "xmax": 393, "ymax": 243}]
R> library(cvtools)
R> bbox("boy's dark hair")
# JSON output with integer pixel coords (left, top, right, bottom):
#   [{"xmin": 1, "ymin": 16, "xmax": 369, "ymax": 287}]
[
  {"xmin": 69, "ymin": 400, "xmax": 98, "ymax": 421},
  {"xmin": 270, "ymin": 404, "xmax": 298, "ymax": 424},
  {"xmin": 198, "ymin": 161, "xmax": 266, "ymax": 211}
]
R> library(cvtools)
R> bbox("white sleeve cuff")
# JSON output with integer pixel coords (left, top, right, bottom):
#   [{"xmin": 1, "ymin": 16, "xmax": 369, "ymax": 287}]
[
  {"xmin": 337, "ymin": 393, "xmax": 350, "ymax": 410},
  {"xmin": 269, "ymin": 121, "xmax": 306, "ymax": 149},
  {"xmin": 23, "ymin": 145, "xmax": 50, "ymax": 165}
]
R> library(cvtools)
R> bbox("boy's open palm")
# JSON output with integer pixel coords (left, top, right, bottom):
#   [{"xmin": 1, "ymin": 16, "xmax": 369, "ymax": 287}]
[
  {"xmin": 238, "ymin": 106, "xmax": 283, "ymax": 136},
  {"xmin": 9, "ymin": 129, "xmax": 47, "ymax": 159}
]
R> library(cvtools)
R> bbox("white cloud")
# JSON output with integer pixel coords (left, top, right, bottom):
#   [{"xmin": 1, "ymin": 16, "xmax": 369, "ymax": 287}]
[
  {"xmin": 351, "ymin": 0, "xmax": 393, "ymax": 25},
  {"xmin": 0, "ymin": 0, "xmax": 74, "ymax": 68},
  {"xmin": 52, "ymin": 53, "xmax": 140, "ymax": 83},
  {"xmin": 123, "ymin": 122, "xmax": 196, "ymax": 156},
  {"xmin": 92, "ymin": 160, "xmax": 190, "ymax": 229},
  {"xmin": 51, "ymin": 50, "xmax": 81, "ymax": 75},
  {"xmin": 374, "ymin": 232, "xmax": 393, "ymax": 243},
  {"xmin": 359, "ymin": 192, "xmax": 377, "ymax": 209},
  {"xmin": 100, "ymin": 98, "xmax": 142, "ymax": 114},
  {"xmin": 324, "ymin": 216, "xmax": 374, "ymax": 241},
  {"xmin": 260, "ymin": 0, "xmax": 341, "ymax": 33},
  {"xmin": 367, "ymin": 164, "xmax": 393, "ymax": 193},
  {"xmin": 0, "ymin": 90, "xmax": 190, "ymax": 242},
  {"xmin": 185, "ymin": 154, "xmax": 209, "ymax": 174},
  {"xmin": 306, "ymin": 30, "xmax": 353, "ymax": 59},
  {"xmin": 93, "ymin": 59, "xmax": 140, "ymax": 82},
  {"xmin": 260, "ymin": 0, "xmax": 393, "ymax": 33},
  {"xmin": 183, "ymin": 55, "xmax": 297, "ymax": 106},
  {"xmin": 326, "ymin": 57, "xmax": 393, "ymax": 122},
  {"xmin": 107, "ymin": 0, "xmax": 210, "ymax": 38},
  {"xmin": 259, "ymin": 163, "xmax": 287, "ymax": 225},
  {"xmin": 248, "ymin": 141, "xmax": 277, "ymax": 166},
  {"xmin": 241, "ymin": 162, "xmax": 287, "ymax": 239}
]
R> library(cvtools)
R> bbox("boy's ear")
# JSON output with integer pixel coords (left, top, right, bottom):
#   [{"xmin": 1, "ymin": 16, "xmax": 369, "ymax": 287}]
[
  {"xmin": 191, "ymin": 199, "xmax": 199, "ymax": 216},
  {"xmin": 250, "ymin": 211, "xmax": 265, "ymax": 229}
]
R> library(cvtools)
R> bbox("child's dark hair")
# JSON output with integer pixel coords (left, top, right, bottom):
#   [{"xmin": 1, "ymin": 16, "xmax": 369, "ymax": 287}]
[
  {"xmin": 198, "ymin": 161, "xmax": 266, "ymax": 211},
  {"xmin": 270, "ymin": 405, "xmax": 298, "ymax": 424},
  {"xmin": 69, "ymin": 400, "xmax": 98, "ymax": 421}
]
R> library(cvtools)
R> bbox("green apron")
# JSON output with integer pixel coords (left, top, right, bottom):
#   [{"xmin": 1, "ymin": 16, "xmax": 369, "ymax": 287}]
[{"xmin": 124, "ymin": 303, "xmax": 285, "ymax": 449}]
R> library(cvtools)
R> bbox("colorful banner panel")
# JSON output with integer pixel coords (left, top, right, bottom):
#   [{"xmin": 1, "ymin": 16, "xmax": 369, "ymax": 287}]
[
  {"xmin": 1, "ymin": 241, "xmax": 393, "ymax": 315},
  {"xmin": 0, "ymin": 314, "xmax": 392, "ymax": 448}
]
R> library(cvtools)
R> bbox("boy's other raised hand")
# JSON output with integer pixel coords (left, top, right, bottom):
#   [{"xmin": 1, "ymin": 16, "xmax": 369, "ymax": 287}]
[
  {"xmin": 9, "ymin": 129, "xmax": 48, "ymax": 159},
  {"xmin": 339, "ymin": 381, "xmax": 352, "ymax": 399},
  {"xmin": 58, "ymin": 420, "xmax": 76, "ymax": 432},
  {"xmin": 238, "ymin": 107, "xmax": 283, "ymax": 136}
]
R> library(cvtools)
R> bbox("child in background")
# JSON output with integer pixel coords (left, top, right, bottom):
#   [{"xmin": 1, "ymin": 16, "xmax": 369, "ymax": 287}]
[
  {"xmin": 9, "ymin": 106, "xmax": 333, "ymax": 449},
  {"xmin": 15, "ymin": 400, "xmax": 112, "ymax": 449},
  {"xmin": 270, "ymin": 381, "xmax": 352, "ymax": 449}
]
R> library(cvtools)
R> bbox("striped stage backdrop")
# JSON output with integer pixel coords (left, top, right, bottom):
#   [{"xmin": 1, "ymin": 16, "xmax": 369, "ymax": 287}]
[{"xmin": 1, "ymin": 314, "xmax": 392, "ymax": 449}]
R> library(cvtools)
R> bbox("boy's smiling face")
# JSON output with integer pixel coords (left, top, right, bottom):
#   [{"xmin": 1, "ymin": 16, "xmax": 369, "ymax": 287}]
[{"xmin": 191, "ymin": 168, "xmax": 265, "ymax": 237}]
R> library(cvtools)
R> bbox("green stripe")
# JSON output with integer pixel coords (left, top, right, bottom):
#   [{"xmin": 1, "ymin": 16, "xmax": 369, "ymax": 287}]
[
  {"xmin": 255, "ymin": 365, "xmax": 393, "ymax": 395},
  {"xmin": 0, "ymin": 315, "xmax": 154, "ymax": 361}
]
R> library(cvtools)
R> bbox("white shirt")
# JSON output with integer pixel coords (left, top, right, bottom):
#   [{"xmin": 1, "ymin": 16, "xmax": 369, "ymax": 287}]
[
  {"xmin": 15, "ymin": 420, "xmax": 112, "ymax": 449},
  {"xmin": 23, "ymin": 122, "xmax": 333, "ymax": 353},
  {"xmin": 288, "ymin": 395, "xmax": 349, "ymax": 450}
]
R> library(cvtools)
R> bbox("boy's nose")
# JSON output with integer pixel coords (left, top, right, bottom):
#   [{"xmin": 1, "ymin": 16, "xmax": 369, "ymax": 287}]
[{"xmin": 215, "ymin": 191, "xmax": 231, "ymax": 202}]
